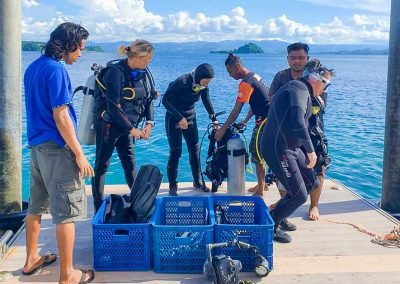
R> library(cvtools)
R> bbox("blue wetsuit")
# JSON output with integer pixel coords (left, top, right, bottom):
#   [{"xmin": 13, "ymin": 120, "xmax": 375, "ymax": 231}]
[{"xmin": 261, "ymin": 79, "xmax": 320, "ymax": 225}]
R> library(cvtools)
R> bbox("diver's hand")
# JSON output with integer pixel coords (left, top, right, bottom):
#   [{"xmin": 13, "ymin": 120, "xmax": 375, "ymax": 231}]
[
  {"xmin": 237, "ymin": 121, "xmax": 247, "ymax": 129},
  {"xmin": 212, "ymin": 120, "xmax": 219, "ymax": 130},
  {"xmin": 130, "ymin": 127, "xmax": 142, "ymax": 140},
  {"xmin": 307, "ymin": 152, "xmax": 317, "ymax": 169},
  {"xmin": 75, "ymin": 153, "xmax": 94, "ymax": 179},
  {"xmin": 214, "ymin": 127, "xmax": 227, "ymax": 141},
  {"xmin": 178, "ymin": 118, "xmax": 188, "ymax": 130},
  {"xmin": 141, "ymin": 124, "xmax": 153, "ymax": 140}
]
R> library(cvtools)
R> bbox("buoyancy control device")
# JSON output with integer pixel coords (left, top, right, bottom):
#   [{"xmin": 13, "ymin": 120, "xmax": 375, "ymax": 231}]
[
  {"xmin": 202, "ymin": 118, "xmax": 248, "ymax": 193},
  {"xmin": 73, "ymin": 61, "xmax": 157, "ymax": 145}
]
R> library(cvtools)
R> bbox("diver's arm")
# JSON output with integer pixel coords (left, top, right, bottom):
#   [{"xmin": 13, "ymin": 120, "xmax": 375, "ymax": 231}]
[
  {"xmin": 144, "ymin": 97, "xmax": 155, "ymax": 126},
  {"xmin": 103, "ymin": 67, "xmax": 134, "ymax": 132},
  {"xmin": 162, "ymin": 80, "xmax": 184, "ymax": 121},
  {"xmin": 222, "ymin": 101, "xmax": 244, "ymax": 130},
  {"xmin": 214, "ymin": 101, "xmax": 244, "ymax": 141},
  {"xmin": 290, "ymin": 106, "xmax": 314, "ymax": 154},
  {"xmin": 242, "ymin": 108, "xmax": 253, "ymax": 124},
  {"xmin": 200, "ymin": 88, "xmax": 216, "ymax": 121}
]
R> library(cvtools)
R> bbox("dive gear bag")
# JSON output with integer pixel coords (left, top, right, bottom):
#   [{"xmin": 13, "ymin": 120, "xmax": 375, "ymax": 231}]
[
  {"xmin": 103, "ymin": 165, "xmax": 162, "ymax": 224},
  {"xmin": 129, "ymin": 165, "xmax": 162, "ymax": 223}
]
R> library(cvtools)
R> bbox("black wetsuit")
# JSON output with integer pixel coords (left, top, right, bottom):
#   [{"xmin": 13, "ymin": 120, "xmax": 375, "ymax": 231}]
[
  {"xmin": 261, "ymin": 79, "xmax": 320, "ymax": 225},
  {"xmin": 92, "ymin": 59, "xmax": 154, "ymax": 211},
  {"xmin": 162, "ymin": 72, "xmax": 215, "ymax": 187}
]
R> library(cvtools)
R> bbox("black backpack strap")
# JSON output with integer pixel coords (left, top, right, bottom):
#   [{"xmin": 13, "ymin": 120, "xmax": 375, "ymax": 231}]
[{"xmin": 72, "ymin": 85, "xmax": 94, "ymax": 98}]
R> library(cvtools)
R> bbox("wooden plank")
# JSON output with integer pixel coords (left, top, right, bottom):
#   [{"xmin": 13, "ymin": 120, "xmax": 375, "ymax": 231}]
[{"xmin": 0, "ymin": 179, "xmax": 399, "ymax": 284}]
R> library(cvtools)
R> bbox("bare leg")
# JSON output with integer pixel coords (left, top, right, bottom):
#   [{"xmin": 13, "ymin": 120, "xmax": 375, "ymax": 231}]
[
  {"xmin": 309, "ymin": 175, "xmax": 324, "ymax": 221},
  {"xmin": 23, "ymin": 214, "xmax": 43, "ymax": 273},
  {"xmin": 247, "ymin": 184, "xmax": 258, "ymax": 193},
  {"xmin": 253, "ymin": 163, "xmax": 266, "ymax": 196},
  {"xmin": 57, "ymin": 223, "xmax": 92, "ymax": 284}
]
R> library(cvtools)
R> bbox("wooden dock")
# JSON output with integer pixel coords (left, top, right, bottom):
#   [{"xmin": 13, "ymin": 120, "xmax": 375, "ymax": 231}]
[{"xmin": 0, "ymin": 179, "xmax": 399, "ymax": 283}]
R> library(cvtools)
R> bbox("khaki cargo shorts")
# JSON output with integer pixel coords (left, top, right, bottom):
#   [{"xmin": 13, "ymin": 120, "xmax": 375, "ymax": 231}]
[{"xmin": 28, "ymin": 141, "xmax": 87, "ymax": 224}]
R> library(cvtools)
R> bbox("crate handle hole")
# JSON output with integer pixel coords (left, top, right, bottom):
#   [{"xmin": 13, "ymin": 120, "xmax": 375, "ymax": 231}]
[
  {"xmin": 178, "ymin": 201, "xmax": 191, "ymax": 207},
  {"xmin": 114, "ymin": 229, "xmax": 129, "ymax": 236}
]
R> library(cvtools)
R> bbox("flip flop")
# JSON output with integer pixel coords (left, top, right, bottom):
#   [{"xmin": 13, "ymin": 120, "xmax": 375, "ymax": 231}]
[
  {"xmin": 22, "ymin": 253, "xmax": 57, "ymax": 276},
  {"xmin": 79, "ymin": 269, "xmax": 95, "ymax": 284}
]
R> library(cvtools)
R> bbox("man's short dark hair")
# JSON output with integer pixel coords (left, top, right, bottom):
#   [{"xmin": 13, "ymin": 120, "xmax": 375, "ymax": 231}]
[
  {"xmin": 225, "ymin": 53, "xmax": 242, "ymax": 67},
  {"xmin": 287, "ymin": 42, "xmax": 309, "ymax": 55},
  {"xmin": 43, "ymin": 22, "xmax": 89, "ymax": 60}
]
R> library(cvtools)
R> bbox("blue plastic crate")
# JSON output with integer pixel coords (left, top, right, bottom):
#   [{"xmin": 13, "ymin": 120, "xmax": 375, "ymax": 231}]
[
  {"xmin": 92, "ymin": 197, "xmax": 151, "ymax": 271},
  {"xmin": 211, "ymin": 196, "xmax": 274, "ymax": 272},
  {"xmin": 152, "ymin": 196, "xmax": 214, "ymax": 273}
]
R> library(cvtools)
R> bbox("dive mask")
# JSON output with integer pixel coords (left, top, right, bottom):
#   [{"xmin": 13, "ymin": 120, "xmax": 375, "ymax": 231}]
[{"xmin": 192, "ymin": 84, "xmax": 206, "ymax": 93}]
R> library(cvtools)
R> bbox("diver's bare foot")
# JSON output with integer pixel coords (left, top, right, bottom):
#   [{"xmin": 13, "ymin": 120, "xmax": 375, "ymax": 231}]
[
  {"xmin": 309, "ymin": 206, "xmax": 320, "ymax": 221},
  {"xmin": 59, "ymin": 269, "xmax": 94, "ymax": 284},
  {"xmin": 247, "ymin": 185, "xmax": 258, "ymax": 193},
  {"xmin": 264, "ymin": 184, "xmax": 269, "ymax": 191},
  {"xmin": 252, "ymin": 190, "xmax": 263, "ymax": 197}
]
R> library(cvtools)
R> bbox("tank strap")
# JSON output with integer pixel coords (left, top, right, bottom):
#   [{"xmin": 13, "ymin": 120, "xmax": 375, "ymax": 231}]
[
  {"xmin": 228, "ymin": 149, "xmax": 246, "ymax": 157},
  {"xmin": 72, "ymin": 85, "xmax": 94, "ymax": 97}
]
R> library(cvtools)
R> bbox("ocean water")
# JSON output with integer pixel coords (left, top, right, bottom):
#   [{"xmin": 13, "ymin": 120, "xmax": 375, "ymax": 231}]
[{"xmin": 21, "ymin": 51, "xmax": 387, "ymax": 202}]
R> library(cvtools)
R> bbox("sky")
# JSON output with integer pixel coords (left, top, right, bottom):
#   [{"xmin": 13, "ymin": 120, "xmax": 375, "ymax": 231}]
[{"xmin": 22, "ymin": 0, "xmax": 391, "ymax": 44}]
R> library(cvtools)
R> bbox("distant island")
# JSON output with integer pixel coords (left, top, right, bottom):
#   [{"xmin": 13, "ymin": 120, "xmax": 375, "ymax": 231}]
[
  {"xmin": 320, "ymin": 49, "xmax": 388, "ymax": 55},
  {"xmin": 22, "ymin": 41, "xmax": 103, "ymax": 52},
  {"xmin": 210, "ymin": 42, "xmax": 264, "ymax": 54}
]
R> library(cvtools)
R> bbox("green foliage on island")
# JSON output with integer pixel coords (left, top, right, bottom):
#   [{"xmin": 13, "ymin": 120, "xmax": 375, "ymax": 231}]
[
  {"xmin": 22, "ymin": 41, "xmax": 103, "ymax": 52},
  {"xmin": 22, "ymin": 41, "xmax": 44, "ymax": 51},
  {"xmin": 84, "ymin": 46, "xmax": 104, "ymax": 52},
  {"xmin": 210, "ymin": 42, "xmax": 264, "ymax": 54}
]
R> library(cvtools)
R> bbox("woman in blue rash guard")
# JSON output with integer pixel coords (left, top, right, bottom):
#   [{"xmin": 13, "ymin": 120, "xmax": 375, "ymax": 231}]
[
  {"xmin": 162, "ymin": 63, "xmax": 218, "ymax": 196},
  {"xmin": 260, "ymin": 61, "xmax": 335, "ymax": 243}
]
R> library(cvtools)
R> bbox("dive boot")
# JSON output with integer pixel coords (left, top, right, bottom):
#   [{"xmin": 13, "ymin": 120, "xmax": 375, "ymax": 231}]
[
  {"xmin": 193, "ymin": 181, "xmax": 210, "ymax": 192},
  {"xmin": 274, "ymin": 226, "xmax": 292, "ymax": 243}
]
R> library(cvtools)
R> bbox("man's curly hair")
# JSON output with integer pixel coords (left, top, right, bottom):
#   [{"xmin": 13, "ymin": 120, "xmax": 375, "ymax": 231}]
[{"xmin": 42, "ymin": 22, "xmax": 89, "ymax": 60}]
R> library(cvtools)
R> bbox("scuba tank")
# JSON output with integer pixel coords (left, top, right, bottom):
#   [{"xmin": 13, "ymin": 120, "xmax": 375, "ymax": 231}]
[
  {"xmin": 76, "ymin": 70, "xmax": 97, "ymax": 145},
  {"xmin": 227, "ymin": 133, "xmax": 246, "ymax": 195}
]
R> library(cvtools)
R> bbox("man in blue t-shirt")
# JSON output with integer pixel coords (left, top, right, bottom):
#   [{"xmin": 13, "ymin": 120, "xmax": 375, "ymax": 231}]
[{"xmin": 23, "ymin": 23, "xmax": 95, "ymax": 283}]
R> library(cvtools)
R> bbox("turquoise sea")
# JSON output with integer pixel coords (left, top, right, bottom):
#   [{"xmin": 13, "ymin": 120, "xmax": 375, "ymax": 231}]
[{"xmin": 21, "ymin": 51, "xmax": 387, "ymax": 203}]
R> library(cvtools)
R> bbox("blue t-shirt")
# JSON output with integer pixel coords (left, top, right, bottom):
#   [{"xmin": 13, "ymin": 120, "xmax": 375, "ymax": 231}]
[{"xmin": 24, "ymin": 55, "xmax": 78, "ymax": 146}]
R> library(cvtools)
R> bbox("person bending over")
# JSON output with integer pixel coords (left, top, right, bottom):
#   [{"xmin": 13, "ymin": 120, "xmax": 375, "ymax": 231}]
[{"xmin": 214, "ymin": 53, "xmax": 270, "ymax": 196}]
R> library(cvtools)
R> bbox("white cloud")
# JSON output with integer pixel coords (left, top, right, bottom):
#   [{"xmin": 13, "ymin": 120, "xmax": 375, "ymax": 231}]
[
  {"xmin": 22, "ymin": 0, "xmax": 39, "ymax": 8},
  {"xmin": 353, "ymin": 14, "xmax": 374, "ymax": 26},
  {"xmin": 297, "ymin": 0, "xmax": 390, "ymax": 14},
  {"xmin": 21, "ymin": 1, "xmax": 390, "ymax": 44}
]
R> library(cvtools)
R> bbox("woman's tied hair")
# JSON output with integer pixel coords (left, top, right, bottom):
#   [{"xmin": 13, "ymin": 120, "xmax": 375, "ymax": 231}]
[
  {"xmin": 225, "ymin": 53, "xmax": 242, "ymax": 67},
  {"xmin": 304, "ymin": 59, "xmax": 335, "ymax": 78},
  {"xmin": 118, "ymin": 39, "xmax": 154, "ymax": 58},
  {"xmin": 43, "ymin": 22, "xmax": 89, "ymax": 60}
]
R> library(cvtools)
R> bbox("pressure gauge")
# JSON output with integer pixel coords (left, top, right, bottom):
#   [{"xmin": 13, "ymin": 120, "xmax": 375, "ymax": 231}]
[{"xmin": 255, "ymin": 264, "xmax": 270, "ymax": 277}]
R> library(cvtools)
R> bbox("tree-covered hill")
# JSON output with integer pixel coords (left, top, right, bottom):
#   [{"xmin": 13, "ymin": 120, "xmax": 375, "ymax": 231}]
[
  {"xmin": 22, "ymin": 41, "xmax": 103, "ymax": 52},
  {"xmin": 210, "ymin": 42, "xmax": 264, "ymax": 54}
]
